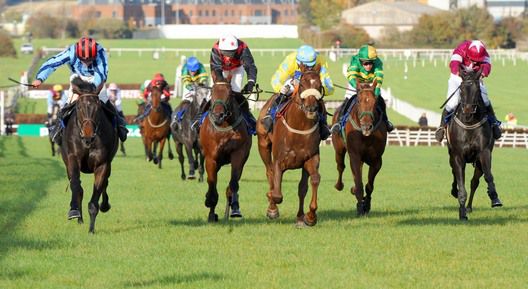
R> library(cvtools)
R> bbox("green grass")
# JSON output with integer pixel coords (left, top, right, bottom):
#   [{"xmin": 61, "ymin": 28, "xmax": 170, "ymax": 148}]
[
  {"xmin": 1, "ymin": 136, "xmax": 527, "ymax": 288},
  {"xmin": 2, "ymin": 38, "xmax": 527, "ymax": 125}
]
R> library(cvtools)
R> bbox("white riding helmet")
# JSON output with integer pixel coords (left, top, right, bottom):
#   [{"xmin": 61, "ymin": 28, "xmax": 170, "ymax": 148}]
[{"xmin": 218, "ymin": 34, "xmax": 238, "ymax": 51}]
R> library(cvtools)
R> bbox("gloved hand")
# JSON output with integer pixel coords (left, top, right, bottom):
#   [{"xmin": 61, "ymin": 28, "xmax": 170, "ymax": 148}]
[
  {"xmin": 280, "ymin": 83, "xmax": 291, "ymax": 95},
  {"xmin": 242, "ymin": 81, "xmax": 254, "ymax": 93}
]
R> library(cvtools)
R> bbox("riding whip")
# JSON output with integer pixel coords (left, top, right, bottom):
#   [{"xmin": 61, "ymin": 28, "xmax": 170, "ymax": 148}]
[
  {"xmin": 439, "ymin": 86, "xmax": 460, "ymax": 109},
  {"xmin": 8, "ymin": 77, "xmax": 34, "ymax": 87},
  {"xmin": 334, "ymin": 83, "xmax": 356, "ymax": 92}
]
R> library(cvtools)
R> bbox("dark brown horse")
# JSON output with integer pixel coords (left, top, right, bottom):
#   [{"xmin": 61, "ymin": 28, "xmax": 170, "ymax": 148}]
[
  {"xmin": 199, "ymin": 81, "xmax": 252, "ymax": 222},
  {"xmin": 60, "ymin": 77, "xmax": 118, "ymax": 233},
  {"xmin": 446, "ymin": 67, "xmax": 502, "ymax": 220},
  {"xmin": 256, "ymin": 64, "xmax": 325, "ymax": 226},
  {"xmin": 331, "ymin": 79, "xmax": 388, "ymax": 216},
  {"xmin": 141, "ymin": 86, "xmax": 171, "ymax": 168},
  {"xmin": 171, "ymin": 84, "xmax": 208, "ymax": 182}
]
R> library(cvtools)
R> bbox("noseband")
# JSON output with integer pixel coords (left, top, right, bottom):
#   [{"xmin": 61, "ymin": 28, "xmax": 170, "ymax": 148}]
[{"xmin": 77, "ymin": 93, "xmax": 100, "ymax": 142}]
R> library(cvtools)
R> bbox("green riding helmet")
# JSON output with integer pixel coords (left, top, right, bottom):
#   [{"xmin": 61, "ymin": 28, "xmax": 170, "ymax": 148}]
[{"xmin": 358, "ymin": 45, "xmax": 378, "ymax": 61}]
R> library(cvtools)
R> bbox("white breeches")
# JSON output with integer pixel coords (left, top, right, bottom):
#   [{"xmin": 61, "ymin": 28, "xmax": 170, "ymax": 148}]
[
  {"xmin": 67, "ymin": 74, "xmax": 108, "ymax": 104},
  {"xmin": 222, "ymin": 66, "xmax": 245, "ymax": 93},
  {"xmin": 445, "ymin": 73, "xmax": 489, "ymax": 112}
]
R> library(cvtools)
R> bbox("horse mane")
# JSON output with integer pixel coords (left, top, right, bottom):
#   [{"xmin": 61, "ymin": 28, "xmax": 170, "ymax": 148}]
[{"xmin": 71, "ymin": 76, "xmax": 97, "ymax": 95}]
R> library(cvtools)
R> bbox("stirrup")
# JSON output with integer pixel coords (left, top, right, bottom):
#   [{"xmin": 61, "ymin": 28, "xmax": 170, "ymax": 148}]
[
  {"xmin": 261, "ymin": 115, "xmax": 273, "ymax": 132},
  {"xmin": 330, "ymin": 123, "xmax": 341, "ymax": 134}
]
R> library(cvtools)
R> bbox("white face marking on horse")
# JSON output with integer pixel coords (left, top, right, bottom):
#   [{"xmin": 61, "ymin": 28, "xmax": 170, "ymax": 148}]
[{"xmin": 310, "ymin": 79, "xmax": 316, "ymax": 86}]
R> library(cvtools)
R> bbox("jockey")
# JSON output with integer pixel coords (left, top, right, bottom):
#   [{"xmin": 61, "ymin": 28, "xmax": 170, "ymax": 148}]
[
  {"xmin": 435, "ymin": 40, "xmax": 501, "ymax": 142},
  {"xmin": 331, "ymin": 44, "xmax": 393, "ymax": 134},
  {"xmin": 262, "ymin": 44, "xmax": 333, "ymax": 140},
  {"xmin": 106, "ymin": 82, "xmax": 127, "ymax": 132},
  {"xmin": 140, "ymin": 73, "xmax": 173, "ymax": 120},
  {"xmin": 47, "ymin": 84, "xmax": 67, "ymax": 120},
  {"xmin": 172, "ymin": 56, "xmax": 210, "ymax": 130},
  {"xmin": 209, "ymin": 34, "xmax": 257, "ymax": 134},
  {"xmin": 32, "ymin": 37, "xmax": 128, "ymax": 143}
]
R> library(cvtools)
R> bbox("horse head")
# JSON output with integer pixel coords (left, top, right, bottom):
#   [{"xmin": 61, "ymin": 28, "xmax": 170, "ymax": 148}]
[
  {"xmin": 194, "ymin": 83, "xmax": 210, "ymax": 110},
  {"xmin": 458, "ymin": 66, "xmax": 484, "ymax": 120},
  {"xmin": 295, "ymin": 64, "xmax": 323, "ymax": 120},
  {"xmin": 150, "ymin": 86, "xmax": 163, "ymax": 112},
  {"xmin": 210, "ymin": 81, "xmax": 232, "ymax": 125},
  {"xmin": 71, "ymin": 77, "xmax": 100, "ymax": 147},
  {"xmin": 356, "ymin": 79, "xmax": 378, "ymax": 136}
]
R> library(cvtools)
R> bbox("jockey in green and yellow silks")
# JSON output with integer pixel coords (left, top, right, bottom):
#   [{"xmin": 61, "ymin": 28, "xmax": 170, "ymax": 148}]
[
  {"xmin": 262, "ymin": 45, "xmax": 334, "ymax": 140},
  {"xmin": 331, "ymin": 44, "xmax": 394, "ymax": 134}
]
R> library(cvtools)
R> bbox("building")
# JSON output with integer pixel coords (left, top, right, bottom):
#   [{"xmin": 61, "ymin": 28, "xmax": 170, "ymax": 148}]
[
  {"xmin": 73, "ymin": 0, "xmax": 299, "ymax": 27},
  {"xmin": 428, "ymin": 0, "xmax": 528, "ymax": 19},
  {"xmin": 341, "ymin": 1, "xmax": 442, "ymax": 40}
]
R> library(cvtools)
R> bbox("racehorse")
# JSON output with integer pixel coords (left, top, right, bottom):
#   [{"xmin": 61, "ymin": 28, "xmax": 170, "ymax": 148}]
[
  {"xmin": 199, "ymin": 81, "xmax": 252, "ymax": 222},
  {"xmin": 140, "ymin": 85, "xmax": 171, "ymax": 169},
  {"xmin": 331, "ymin": 79, "xmax": 388, "ymax": 216},
  {"xmin": 446, "ymin": 67, "xmax": 502, "ymax": 220},
  {"xmin": 60, "ymin": 76, "xmax": 118, "ymax": 233},
  {"xmin": 256, "ymin": 64, "xmax": 325, "ymax": 226},
  {"xmin": 171, "ymin": 84, "xmax": 208, "ymax": 182},
  {"xmin": 47, "ymin": 103, "xmax": 61, "ymax": 156}
]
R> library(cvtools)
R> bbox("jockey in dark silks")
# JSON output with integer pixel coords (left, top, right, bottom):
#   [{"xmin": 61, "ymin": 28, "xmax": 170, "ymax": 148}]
[
  {"xmin": 206, "ymin": 34, "xmax": 257, "ymax": 135},
  {"xmin": 32, "ymin": 37, "xmax": 128, "ymax": 143}
]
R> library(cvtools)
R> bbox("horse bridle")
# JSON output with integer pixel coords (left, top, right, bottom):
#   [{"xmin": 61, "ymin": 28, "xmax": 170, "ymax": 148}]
[
  {"xmin": 209, "ymin": 82, "xmax": 234, "ymax": 124},
  {"xmin": 77, "ymin": 93, "xmax": 100, "ymax": 140},
  {"xmin": 295, "ymin": 70, "xmax": 324, "ymax": 114}
]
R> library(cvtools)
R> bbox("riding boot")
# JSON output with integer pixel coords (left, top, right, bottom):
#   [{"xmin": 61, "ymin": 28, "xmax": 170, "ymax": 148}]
[
  {"xmin": 435, "ymin": 109, "xmax": 449, "ymax": 142},
  {"xmin": 486, "ymin": 105, "xmax": 502, "ymax": 140},
  {"xmin": 319, "ymin": 102, "xmax": 331, "ymax": 140},
  {"xmin": 233, "ymin": 92, "xmax": 256, "ymax": 135},
  {"xmin": 105, "ymin": 101, "xmax": 128, "ymax": 142},
  {"xmin": 330, "ymin": 96, "xmax": 354, "ymax": 134},
  {"xmin": 377, "ymin": 96, "xmax": 394, "ymax": 132},
  {"xmin": 50, "ymin": 102, "xmax": 75, "ymax": 144},
  {"xmin": 261, "ymin": 93, "xmax": 287, "ymax": 133},
  {"xmin": 192, "ymin": 100, "xmax": 210, "ymax": 131},
  {"xmin": 136, "ymin": 103, "xmax": 151, "ymax": 122}
]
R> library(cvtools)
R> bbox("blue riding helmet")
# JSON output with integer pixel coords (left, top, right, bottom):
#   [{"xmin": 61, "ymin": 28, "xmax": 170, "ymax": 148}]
[
  {"xmin": 296, "ymin": 45, "xmax": 317, "ymax": 67},
  {"xmin": 186, "ymin": 57, "xmax": 200, "ymax": 72}
]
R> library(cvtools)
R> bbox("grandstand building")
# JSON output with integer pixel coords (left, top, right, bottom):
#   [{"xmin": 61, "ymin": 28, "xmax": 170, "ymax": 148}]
[{"xmin": 73, "ymin": 0, "xmax": 298, "ymax": 27}]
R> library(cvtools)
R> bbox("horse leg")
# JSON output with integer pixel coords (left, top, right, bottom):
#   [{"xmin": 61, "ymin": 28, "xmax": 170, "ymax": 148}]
[
  {"xmin": 467, "ymin": 161, "xmax": 483, "ymax": 213},
  {"xmin": 144, "ymin": 138, "xmax": 153, "ymax": 162},
  {"xmin": 67, "ymin": 162, "xmax": 83, "ymax": 221},
  {"xmin": 176, "ymin": 143, "xmax": 186, "ymax": 180},
  {"xmin": 364, "ymin": 159, "xmax": 383, "ymax": 214},
  {"xmin": 295, "ymin": 168, "xmax": 309, "ymax": 227},
  {"xmin": 120, "ymin": 140, "xmax": 126, "ymax": 156},
  {"xmin": 204, "ymin": 158, "xmax": 219, "ymax": 222},
  {"xmin": 157, "ymin": 138, "xmax": 166, "ymax": 169},
  {"xmin": 349, "ymin": 156, "xmax": 365, "ymax": 216},
  {"xmin": 88, "ymin": 164, "xmax": 110, "ymax": 234},
  {"xmin": 258, "ymin": 137, "xmax": 277, "ymax": 217},
  {"xmin": 153, "ymin": 141, "xmax": 159, "ymax": 165},
  {"xmin": 50, "ymin": 140, "xmax": 55, "ymax": 156},
  {"xmin": 227, "ymin": 151, "xmax": 249, "ymax": 218},
  {"xmin": 333, "ymin": 137, "xmax": 346, "ymax": 191},
  {"xmin": 303, "ymin": 155, "xmax": 320, "ymax": 226},
  {"xmin": 479, "ymin": 151, "xmax": 503, "ymax": 208},
  {"xmin": 197, "ymin": 147, "xmax": 205, "ymax": 183},
  {"xmin": 450, "ymin": 155, "xmax": 468, "ymax": 220},
  {"xmin": 166, "ymin": 134, "xmax": 174, "ymax": 160},
  {"xmin": 271, "ymin": 161, "xmax": 284, "ymax": 204},
  {"xmin": 185, "ymin": 144, "xmax": 196, "ymax": 179}
]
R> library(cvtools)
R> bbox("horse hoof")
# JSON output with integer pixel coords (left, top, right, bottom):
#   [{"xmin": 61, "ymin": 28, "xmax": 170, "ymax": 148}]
[
  {"xmin": 68, "ymin": 209, "xmax": 81, "ymax": 220},
  {"xmin": 491, "ymin": 198, "xmax": 503, "ymax": 207},
  {"xmin": 295, "ymin": 220, "xmax": 307, "ymax": 228},
  {"xmin": 356, "ymin": 203, "xmax": 366, "ymax": 217},
  {"xmin": 335, "ymin": 182, "xmax": 344, "ymax": 191},
  {"xmin": 272, "ymin": 196, "xmax": 283, "ymax": 204},
  {"xmin": 459, "ymin": 216, "xmax": 468, "ymax": 221},
  {"xmin": 208, "ymin": 213, "xmax": 218, "ymax": 223},
  {"xmin": 230, "ymin": 209, "xmax": 242, "ymax": 218},
  {"xmin": 466, "ymin": 207, "xmax": 473, "ymax": 213},
  {"xmin": 77, "ymin": 218, "xmax": 84, "ymax": 224},
  {"xmin": 153, "ymin": 158, "xmax": 159, "ymax": 165},
  {"xmin": 187, "ymin": 175, "xmax": 196, "ymax": 180},
  {"xmin": 100, "ymin": 203, "xmax": 111, "ymax": 213},
  {"xmin": 168, "ymin": 152, "xmax": 174, "ymax": 160},
  {"xmin": 451, "ymin": 191, "xmax": 458, "ymax": 199},
  {"xmin": 266, "ymin": 208, "xmax": 280, "ymax": 219},
  {"xmin": 303, "ymin": 215, "xmax": 317, "ymax": 227}
]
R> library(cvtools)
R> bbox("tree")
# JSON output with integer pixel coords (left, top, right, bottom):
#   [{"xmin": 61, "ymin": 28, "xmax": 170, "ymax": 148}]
[
  {"xmin": 0, "ymin": 29, "xmax": 16, "ymax": 58},
  {"xmin": 26, "ymin": 13, "xmax": 61, "ymax": 38},
  {"xmin": 310, "ymin": 0, "xmax": 346, "ymax": 30}
]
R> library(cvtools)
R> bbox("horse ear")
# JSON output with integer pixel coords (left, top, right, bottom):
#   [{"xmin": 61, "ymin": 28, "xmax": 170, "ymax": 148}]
[
  {"xmin": 372, "ymin": 79, "xmax": 377, "ymax": 88},
  {"xmin": 299, "ymin": 63, "xmax": 306, "ymax": 73},
  {"xmin": 314, "ymin": 63, "xmax": 321, "ymax": 73},
  {"xmin": 356, "ymin": 78, "xmax": 360, "ymax": 90}
]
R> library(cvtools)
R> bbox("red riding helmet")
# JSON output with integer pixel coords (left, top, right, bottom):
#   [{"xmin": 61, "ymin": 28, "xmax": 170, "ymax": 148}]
[
  {"xmin": 76, "ymin": 37, "xmax": 97, "ymax": 60},
  {"xmin": 466, "ymin": 40, "xmax": 486, "ymax": 62},
  {"xmin": 153, "ymin": 73, "xmax": 165, "ymax": 81}
]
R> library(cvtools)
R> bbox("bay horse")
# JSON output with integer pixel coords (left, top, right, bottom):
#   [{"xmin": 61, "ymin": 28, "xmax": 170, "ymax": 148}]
[
  {"xmin": 141, "ymin": 85, "xmax": 171, "ymax": 169},
  {"xmin": 47, "ymin": 103, "xmax": 61, "ymax": 156},
  {"xmin": 256, "ymin": 64, "xmax": 325, "ymax": 227},
  {"xmin": 171, "ymin": 84, "xmax": 208, "ymax": 182},
  {"xmin": 199, "ymin": 81, "xmax": 252, "ymax": 222},
  {"xmin": 446, "ymin": 67, "xmax": 502, "ymax": 220},
  {"xmin": 60, "ymin": 76, "xmax": 118, "ymax": 233},
  {"xmin": 331, "ymin": 79, "xmax": 388, "ymax": 216}
]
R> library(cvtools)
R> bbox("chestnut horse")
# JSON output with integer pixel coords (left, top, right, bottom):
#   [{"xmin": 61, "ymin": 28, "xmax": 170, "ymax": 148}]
[
  {"xmin": 446, "ymin": 67, "xmax": 502, "ymax": 220},
  {"xmin": 256, "ymin": 64, "xmax": 325, "ymax": 227},
  {"xmin": 141, "ymin": 86, "xmax": 171, "ymax": 169},
  {"xmin": 60, "ymin": 77, "xmax": 118, "ymax": 233},
  {"xmin": 199, "ymin": 81, "xmax": 252, "ymax": 222},
  {"xmin": 331, "ymin": 79, "xmax": 388, "ymax": 216}
]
